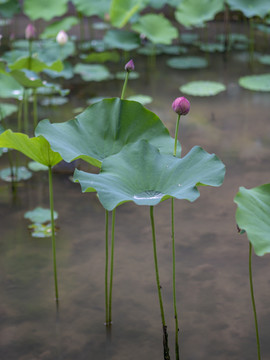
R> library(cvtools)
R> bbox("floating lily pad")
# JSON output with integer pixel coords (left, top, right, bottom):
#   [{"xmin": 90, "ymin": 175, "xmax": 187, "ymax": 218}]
[
  {"xmin": 234, "ymin": 184, "xmax": 270, "ymax": 256},
  {"xmin": 115, "ymin": 71, "xmax": 139, "ymax": 80},
  {"xmin": 104, "ymin": 29, "xmax": 140, "ymax": 51},
  {"xmin": 37, "ymin": 82, "xmax": 69, "ymax": 96},
  {"xmin": 40, "ymin": 96, "xmax": 69, "ymax": 106},
  {"xmin": 258, "ymin": 55, "xmax": 270, "ymax": 65},
  {"xmin": 227, "ymin": 0, "xmax": 270, "ymax": 18},
  {"xmin": 28, "ymin": 223, "xmax": 55, "ymax": 238},
  {"xmin": 0, "ymin": 73, "xmax": 23, "ymax": 99},
  {"xmin": 157, "ymin": 44, "xmax": 187, "ymax": 55},
  {"xmin": 28, "ymin": 161, "xmax": 48, "ymax": 171},
  {"xmin": 81, "ymin": 51, "xmax": 120, "ymax": 63},
  {"xmin": 23, "ymin": 0, "xmax": 68, "ymax": 20},
  {"xmin": 132, "ymin": 14, "xmax": 178, "ymax": 45},
  {"xmin": 24, "ymin": 206, "xmax": 58, "ymax": 223},
  {"xmin": 74, "ymin": 140, "xmax": 225, "ymax": 211},
  {"xmin": 10, "ymin": 69, "xmax": 44, "ymax": 88},
  {"xmin": 198, "ymin": 42, "xmax": 225, "ymax": 53},
  {"xmin": 239, "ymin": 73, "xmax": 270, "ymax": 92},
  {"xmin": 40, "ymin": 16, "xmax": 78, "ymax": 39},
  {"xmin": 175, "ymin": 0, "xmax": 224, "ymax": 28},
  {"xmin": 43, "ymin": 61, "xmax": 74, "ymax": 79},
  {"xmin": 9, "ymin": 57, "xmax": 63, "ymax": 73},
  {"xmin": 0, "ymin": 166, "xmax": 32, "ymax": 182},
  {"xmin": 0, "ymin": 103, "xmax": 18, "ymax": 119},
  {"xmin": 86, "ymin": 97, "xmax": 107, "ymax": 105},
  {"xmin": 180, "ymin": 33, "xmax": 199, "ymax": 44},
  {"xmin": 127, "ymin": 94, "xmax": 152, "ymax": 105},
  {"xmin": 137, "ymin": 45, "xmax": 163, "ymax": 56},
  {"xmin": 74, "ymin": 63, "xmax": 113, "ymax": 81},
  {"xmin": 167, "ymin": 56, "xmax": 208, "ymax": 69},
  {"xmin": 180, "ymin": 81, "xmax": 226, "ymax": 96}
]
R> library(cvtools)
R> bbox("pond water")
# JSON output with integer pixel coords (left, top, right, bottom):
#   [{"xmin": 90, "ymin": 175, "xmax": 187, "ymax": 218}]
[{"xmin": 1, "ymin": 34, "xmax": 270, "ymax": 360}]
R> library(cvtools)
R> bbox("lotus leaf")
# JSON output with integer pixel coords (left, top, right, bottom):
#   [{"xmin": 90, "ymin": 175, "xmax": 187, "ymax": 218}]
[
  {"xmin": 110, "ymin": 0, "xmax": 144, "ymax": 27},
  {"xmin": 74, "ymin": 140, "xmax": 225, "ymax": 211},
  {"xmin": 9, "ymin": 57, "xmax": 63, "ymax": 73},
  {"xmin": 82, "ymin": 51, "xmax": 120, "ymax": 63},
  {"xmin": 104, "ymin": 29, "xmax": 140, "ymax": 51},
  {"xmin": 35, "ymin": 98, "xmax": 181, "ymax": 168},
  {"xmin": 0, "ymin": 73, "xmax": 23, "ymax": 99},
  {"xmin": 40, "ymin": 16, "xmax": 78, "ymax": 39},
  {"xmin": 0, "ymin": 130, "xmax": 62, "ymax": 166},
  {"xmin": 24, "ymin": 0, "xmax": 68, "ymax": 20},
  {"xmin": 132, "ymin": 14, "xmax": 178, "ymax": 45},
  {"xmin": 74, "ymin": 63, "xmax": 113, "ymax": 81},
  {"xmin": 28, "ymin": 161, "xmax": 48, "ymax": 172},
  {"xmin": 258, "ymin": 55, "xmax": 270, "ymax": 65},
  {"xmin": 239, "ymin": 73, "xmax": 270, "ymax": 92},
  {"xmin": 198, "ymin": 42, "xmax": 225, "ymax": 53},
  {"xmin": 167, "ymin": 56, "xmax": 208, "ymax": 69},
  {"xmin": 71, "ymin": 0, "xmax": 111, "ymax": 17},
  {"xmin": 234, "ymin": 184, "xmax": 270, "ymax": 256},
  {"xmin": 0, "ymin": 166, "xmax": 32, "ymax": 182},
  {"xmin": 115, "ymin": 71, "xmax": 139, "ymax": 80},
  {"xmin": 0, "ymin": 103, "xmax": 18, "ymax": 119},
  {"xmin": 227, "ymin": 0, "xmax": 270, "ymax": 18},
  {"xmin": 43, "ymin": 61, "xmax": 74, "ymax": 80},
  {"xmin": 0, "ymin": 0, "xmax": 20, "ymax": 18},
  {"xmin": 10, "ymin": 69, "xmax": 44, "ymax": 88},
  {"xmin": 24, "ymin": 207, "xmax": 58, "ymax": 223},
  {"xmin": 180, "ymin": 81, "xmax": 226, "ymax": 96},
  {"xmin": 40, "ymin": 96, "xmax": 68, "ymax": 107}
]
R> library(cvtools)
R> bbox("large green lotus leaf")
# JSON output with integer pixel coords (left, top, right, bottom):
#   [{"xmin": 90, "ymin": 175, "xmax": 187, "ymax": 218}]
[
  {"xmin": 0, "ymin": 73, "xmax": 23, "ymax": 99},
  {"xmin": 227, "ymin": 0, "xmax": 270, "ymax": 18},
  {"xmin": 24, "ymin": 207, "xmax": 58, "ymax": 223},
  {"xmin": 74, "ymin": 63, "xmax": 113, "ymax": 81},
  {"xmin": 43, "ymin": 61, "xmax": 74, "ymax": 80},
  {"xmin": 234, "ymin": 184, "xmax": 270, "ymax": 256},
  {"xmin": 34, "ymin": 41, "xmax": 75, "ymax": 63},
  {"xmin": 24, "ymin": 0, "xmax": 68, "ymax": 20},
  {"xmin": 0, "ymin": 103, "xmax": 18, "ymax": 119},
  {"xmin": 10, "ymin": 69, "xmax": 44, "ymax": 88},
  {"xmin": 180, "ymin": 81, "xmax": 226, "ymax": 96},
  {"xmin": 175, "ymin": 0, "xmax": 224, "ymax": 28},
  {"xmin": 239, "ymin": 73, "xmax": 270, "ymax": 92},
  {"xmin": 110, "ymin": 0, "xmax": 144, "ymax": 27},
  {"xmin": 104, "ymin": 29, "xmax": 140, "ymax": 50},
  {"xmin": 167, "ymin": 56, "xmax": 208, "ymax": 69},
  {"xmin": 71, "ymin": 0, "xmax": 111, "ymax": 17},
  {"xmin": 81, "ymin": 51, "xmax": 120, "ymax": 63},
  {"xmin": 0, "ymin": 130, "xmax": 62, "ymax": 166},
  {"xmin": 9, "ymin": 57, "xmax": 63, "ymax": 73},
  {"xmin": 40, "ymin": 16, "xmax": 78, "ymax": 39},
  {"xmin": 0, "ymin": 0, "xmax": 20, "ymax": 18},
  {"xmin": 74, "ymin": 140, "xmax": 225, "ymax": 211},
  {"xmin": 35, "ymin": 98, "xmax": 181, "ymax": 168},
  {"xmin": 132, "ymin": 14, "xmax": 178, "ymax": 45}
]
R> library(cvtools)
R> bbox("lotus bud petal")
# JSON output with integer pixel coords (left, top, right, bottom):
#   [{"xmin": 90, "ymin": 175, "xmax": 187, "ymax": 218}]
[
  {"xmin": 125, "ymin": 59, "xmax": 135, "ymax": 72},
  {"xmin": 172, "ymin": 97, "xmax": 190, "ymax": 116},
  {"xmin": 56, "ymin": 30, "xmax": 68, "ymax": 46},
  {"xmin": 25, "ymin": 24, "xmax": 36, "ymax": 40}
]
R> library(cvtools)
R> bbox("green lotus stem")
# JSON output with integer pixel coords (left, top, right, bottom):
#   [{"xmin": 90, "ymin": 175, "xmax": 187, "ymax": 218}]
[
  {"xmin": 150, "ymin": 205, "xmax": 166, "ymax": 326},
  {"xmin": 173, "ymin": 114, "xmax": 180, "ymax": 157},
  {"xmin": 17, "ymin": 98, "xmax": 23, "ymax": 132},
  {"xmin": 28, "ymin": 39, "xmax": 32, "ymax": 70},
  {"xmin": 48, "ymin": 165, "xmax": 59, "ymax": 302},
  {"xmin": 121, "ymin": 72, "xmax": 129, "ymax": 100},
  {"xmin": 23, "ymin": 88, "xmax": 29, "ymax": 134},
  {"xmin": 33, "ymin": 88, "xmax": 38, "ymax": 130},
  {"xmin": 249, "ymin": 18, "xmax": 254, "ymax": 63},
  {"xmin": 249, "ymin": 242, "xmax": 261, "ymax": 360},
  {"xmin": 108, "ymin": 208, "xmax": 116, "ymax": 324},
  {"xmin": 105, "ymin": 209, "xmax": 109, "ymax": 325}
]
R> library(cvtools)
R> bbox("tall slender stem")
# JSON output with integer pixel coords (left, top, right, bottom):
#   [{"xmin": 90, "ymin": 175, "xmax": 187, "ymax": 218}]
[
  {"xmin": 17, "ymin": 98, "xmax": 23, "ymax": 132},
  {"xmin": 23, "ymin": 88, "xmax": 29, "ymax": 134},
  {"xmin": 108, "ymin": 208, "xmax": 116, "ymax": 324},
  {"xmin": 150, "ymin": 205, "xmax": 166, "ymax": 326},
  {"xmin": 33, "ymin": 88, "xmax": 38, "ymax": 130},
  {"xmin": 105, "ymin": 209, "xmax": 109, "ymax": 325},
  {"xmin": 121, "ymin": 72, "xmax": 129, "ymax": 100},
  {"xmin": 48, "ymin": 165, "xmax": 59, "ymax": 302},
  {"xmin": 173, "ymin": 114, "xmax": 180, "ymax": 157},
  {"xmin": 249, "ymin": 242, "xmax": 261, "ymax": 360}
]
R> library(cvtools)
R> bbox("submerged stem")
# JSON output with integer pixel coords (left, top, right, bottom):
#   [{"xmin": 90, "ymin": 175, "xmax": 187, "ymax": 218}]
[
  {"xmin": 108, "ymin": 208, "xmax": 116, "ymax": 324},
  {"xmin": 121, "ymin": 72, "xmax": 129, "ymax": 100},
  {"xmin": 48, "ymin": 165, "xmax": 59, "ymax": 302},
  {"xmin": 150, "ymin": 206, "xmax": 166, "ymax": 326},
  {"xmin": 105, "ymin": 209, "xmax": 109, "ymax": 325},
  {"xmin": 249, "ymin": 242, "xmax": 261, "ymax": 360}
]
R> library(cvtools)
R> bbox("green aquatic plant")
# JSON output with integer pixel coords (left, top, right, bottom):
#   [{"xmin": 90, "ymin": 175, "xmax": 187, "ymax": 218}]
[
  {"xmin": 0, "ymin": 130, "xmax": 62, "ymax": 302},
  {"xmin": 180, "ymin": 81, "xmax": 226, "ymax": 96}
]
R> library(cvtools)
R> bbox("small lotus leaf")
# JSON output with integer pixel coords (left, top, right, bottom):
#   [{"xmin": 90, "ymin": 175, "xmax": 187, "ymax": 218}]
[
  {"xmin": 110, "ymin": 0, "xmax": 144, "ymax": 27},
  {"xmin": 167, "ymin": 56, "xmax": 208, "ymax": 69},
  {"xmin": 115, "ymin": 71, "xmax": 139, "ymax": 80},
  {"xmin": 74, "ymin": 140, "xmax": 225, "ymax": 211},
  {"xmin": 24, "ymin": 206, "xmax": 58, "ymax": 223},
  {"xmin": 104, "ymin": 29, "xmax": 140, "ymax": 51},
  {"xmin": 227, "ymin": 0, "xmax": 270, "ymax": 18},
  {"xmin": 180, "ymin": 33, "xmax": 199, "ymax": 44},
  {"xmin": 127, "ymin": 94, "xmax": 152, "ymax": 105},
  {"xmin": 74, "ymin": 63, "xmax": 113, "ymax": 82},
  {"xmin": 180, "ymin": 81, "xmax": 226, "ymax": 96},
  {"xmin": 0, "ymin": 73, "xmax": 23, "ymax": 99},
  {"xmin": 175, "ymin": 0, "xmax": 224, "ymax": 28},
  {"xmin": 81, "ymin": 51, "xmax": 120, "ymax": 63},
  {"xmin": 0, "ymin": 103, "xmax": 18, "ymax": 119},
  {"xmin": 0, "ymin": 130, "xmax": 62, "ymax": 166},
  {"xmin": 239, "ymin": 73, "xmax": 270, "ymax": 92},
  {"xmin": 0, "ymin": 166, "xmax": 32, "ymax": 182},
  {"xmin": 28, "ymin": 161, "xmax": 48, "ymax": 172},
  {"xmin": 28, "ymin": 223, "xmax": 54, "ymax": 238},
  {"xmin": 132, "ymin": 14, "xmax": 178, "ymax": 45},
  {"xmin": 24, "ymin": 0, "xmax": 68, "ymax": 20},
  {"xmin": 157, "ymin": 44, "xmax": 188, "ymax": 55},
  {"xmin": 35, "ymin": 98, "xmax": 181, "ymax": 168},
  {"xmin": 9, "ymin": 57, "xmax": 63, "ymax": 73},
  {"xmin": 40, "ymin": 16, "xmax": 78, "ymax": 39},
  {"xmin": 258, "ymin": 55, "xmax": 270, "ymax": 65},
  {"xmin": 72, "ymin": 0, "xmax": 111, "ymax": 17},
  {"xmin": 43, "ymin": 61, "xmax": 74, "ymax": 80},
  {"xmin": 0, "ymin": 0, "xmax": 20, "ymax": 18},
  {"xmin": 234, "ymin": 184, "xmax": 270, "ymax": 256},
  {"xmin": 198, "ymin": 42, "xmax": 225, "ymax": 53},
  {"xmin": 10, "ymin": 69, "xmax": 44, "ymax": 88},
  {"xmin": 40, "ymin": 96, "xmax": 68, "ymax": 107}
]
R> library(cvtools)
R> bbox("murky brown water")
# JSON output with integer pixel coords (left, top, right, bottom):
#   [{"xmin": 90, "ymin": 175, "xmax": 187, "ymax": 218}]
[{"xmin": 1, "ymin": 31, "xmax": 270, "ymax": 360}]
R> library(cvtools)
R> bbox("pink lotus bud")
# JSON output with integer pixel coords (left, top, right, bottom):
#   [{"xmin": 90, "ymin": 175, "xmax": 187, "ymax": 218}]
[
  {"xmin": 56, "ymin": 30, "xmax": 68, "ymax": 45},
  {"xmin": 25, "ymin": 24, "xmax": 36, "ymax": 40},
  {"xmin": 172, "ymin": 97, "xmax": 190, "ymax": 116},
  {"xmin": 125, "ymin": 59, "xmax": 135, "ymax": 72}
]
